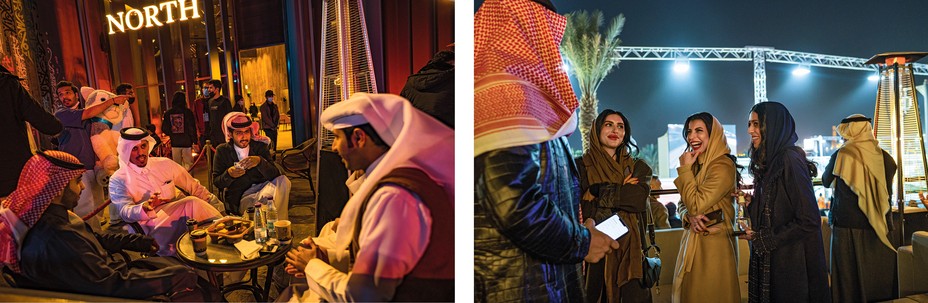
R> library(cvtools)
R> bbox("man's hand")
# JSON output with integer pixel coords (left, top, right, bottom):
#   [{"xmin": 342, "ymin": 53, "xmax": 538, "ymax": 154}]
[
  {"xmin": 112, "ymin": 95, "xmax": 129, "ymax": 105},
  {"xmin": 240, "ymin": 156, "xmax": 262, "ymax": 170},
  {"xmin": 583, "ymin": 218, "xmax": 619, "ymax": 263},
  {"xmin": 227, "ymin": 165, "xmax": 246, "ymax": 178},
  {"xmin": 141, "ymin": 201, "xmax": 154, "ymax": 212},
  {"xmin": 285, "ymin": 264, "xmax": 306, "ymax": 278},
  {"xmin": 148, "ymin": 238, "xmax": 160, "ymax": 254}
]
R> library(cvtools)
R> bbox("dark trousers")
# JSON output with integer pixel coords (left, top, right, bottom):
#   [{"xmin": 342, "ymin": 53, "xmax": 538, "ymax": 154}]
[
  {"xmin": 264, "ymin": 128, "xmax": 278, "ymax": 151},
  {"xmin": 585, "ymin": 260, "xmax": 653, "ymax": 303}
]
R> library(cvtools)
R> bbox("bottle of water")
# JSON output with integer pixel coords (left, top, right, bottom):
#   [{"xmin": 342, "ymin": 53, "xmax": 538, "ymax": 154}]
[
  {"xmin": 253, "ymin": 202, "xmax": 267, "ymax": 244},
  {"xmin": 266, "ymin": 196, "xmax": 278, "ymax": 239}
]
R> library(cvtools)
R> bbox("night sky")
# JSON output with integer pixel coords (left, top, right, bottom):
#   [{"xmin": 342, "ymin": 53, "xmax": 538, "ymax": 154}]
[{"xmin": 475, "ymin": 0, "xmax": 928, "ymax": 154}]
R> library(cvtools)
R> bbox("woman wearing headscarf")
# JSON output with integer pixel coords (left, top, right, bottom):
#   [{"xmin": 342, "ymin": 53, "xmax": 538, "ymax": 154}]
[
  {"xmin": 578, "ymin": 109, "xmax": 653, "ymax": 303},
  {"xmin": 672, "ymin": 112, "xmax": 740, "ymax": 302},
  {"xmin": 740, "ymin": 101, "xmax": 830, "ymax": 302},
  {"xmin": 822, "ymin": 114, "xmax": 896, "ymax": 302}
]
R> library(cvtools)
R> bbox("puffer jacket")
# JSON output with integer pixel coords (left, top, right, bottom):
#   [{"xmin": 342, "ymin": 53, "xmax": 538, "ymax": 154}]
[{"xmin": 475, "ymin": 137, "xmax": 590, "ymax": 302}]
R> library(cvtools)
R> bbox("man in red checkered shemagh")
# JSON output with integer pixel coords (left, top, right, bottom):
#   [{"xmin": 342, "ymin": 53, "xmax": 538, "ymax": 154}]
[
  {"xmin": 474, "ymin": 0, "xmax": 620, "ymax": 302},
  {"xmin": 0, "ymin": 151, "xmax": 85, "ymax": 273},
  {"xmin": 0, "ymin": 151, "xmax": 221, "ymax": 301}
]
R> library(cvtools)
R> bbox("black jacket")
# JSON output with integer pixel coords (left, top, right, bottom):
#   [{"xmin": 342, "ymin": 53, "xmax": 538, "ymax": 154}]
[
  {"xmin": 475, "ymin": 137, "xmax": 589, "ymax": 302},
  {"xmin": 211, "ymin": 140, "xmax": 281, "ymax": 214},
  {"xmin": 206, "ymin": 96, "xmax": 232, "ymax": 146},
  {"xmin": 18, "ymin": 204, "xmax": 206, "ymax": 300},
  {"xmin": 399, "ymin": 51, "xmax": 454, "ymax": 128},
  {"xmin": 260, "ymin": 101, "xmax": 280, "ymax": 130},
  {"xmin": 161, "ymin": 106, "xmax": 198, "ymax": 148},
  {"xmin": 0, "ymin": 72, "xmax": 61, "ymax": 196}
]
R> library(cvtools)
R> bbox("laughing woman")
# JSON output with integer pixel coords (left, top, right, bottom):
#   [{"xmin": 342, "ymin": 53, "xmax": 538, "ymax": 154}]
[
  {"xmin": 577, "ymin": 109, "xmax": 653, "ymax": 302},
  {"xmin": 672, "ymin": 112, "xmax": 740, "ymax": 303}
]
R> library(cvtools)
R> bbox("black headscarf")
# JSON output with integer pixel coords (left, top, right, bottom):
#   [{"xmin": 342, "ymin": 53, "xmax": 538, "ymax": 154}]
[{"xmin": 749, "ymin": 101, "xmax": 799, "ymax": 182}]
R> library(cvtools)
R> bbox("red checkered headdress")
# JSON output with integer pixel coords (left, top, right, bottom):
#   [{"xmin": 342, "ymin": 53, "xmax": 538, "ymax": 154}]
[
  {"xmin": 474, "ymin": 0, "xmax": 579, "ymax": 156},
  {"xmin": 0, "ymin": 151, "xmax": 85, "ymax": 273}
]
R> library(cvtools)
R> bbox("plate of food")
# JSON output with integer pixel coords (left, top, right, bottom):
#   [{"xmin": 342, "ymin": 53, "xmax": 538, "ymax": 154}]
[{"xmin": 205, "ymin": 216, "xmax": 254, "ymax": 244}]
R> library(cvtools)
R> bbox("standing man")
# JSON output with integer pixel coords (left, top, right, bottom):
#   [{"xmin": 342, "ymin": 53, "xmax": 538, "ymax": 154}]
[
  {"xmin": 108, "ymin": 127, "xmax": 223, "ymax": 256},
  {"xmin": 192, "ymin": 83, "xmax": 209, "ymax": 148},
  {"xmin": 212, "ymin": 112, "xmax": 290, "ymax": 217},
  {"xmin": 204, "ymin": 80, "xmax": 232, "ymax": 148},
  {"xmin": 474, "ymin": 0, "xmax": 619, "ymax": 302},
  {"xmin": 114, "ymin": 83, "xmax": 137, "ymax": 129},
  {"xmin": 249, "ymin": 101, "xmax": 260, "ymax": 122},
  {"xmin": 161, "ymin": 91, "xmax": 198, "ymax": 170},
  {"xmin": 822, "ymin": 114, "xmax": 897, "ymax": 302},
  {"xmin": 0, "ymin": 64, "xmax": 62, "ymax": 196},
  {"xmin": 284, "ymin": 94, "xmax": 454, "ymax": 302},
  {"xmin": 260, "ymin": 90, "xmax": 280, "ymax": 152},
  {"xmin": 233, "ymin": 95, "xmax": 245, "ymax": 113},
  {"xmin": 55, "ymin": 81, "xmax": 128, "ymax": 230}
]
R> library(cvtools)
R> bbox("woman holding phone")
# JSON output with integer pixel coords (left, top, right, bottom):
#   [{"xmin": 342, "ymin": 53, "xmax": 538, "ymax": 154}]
[
  {"xmin": 740, "ymin": 102, "xmax": 830, "ymax": 302},
  {"xmin": 672, "ymin": 112, "xmax": 740, "ymax": 302},
  {"xmin": 577, "ymin": 109, "xmax": 653, "ymax": 302}
]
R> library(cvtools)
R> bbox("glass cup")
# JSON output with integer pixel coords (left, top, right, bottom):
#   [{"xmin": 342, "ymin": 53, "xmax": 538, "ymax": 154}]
[
  {"xmin": 191, "ymin": 229, "xmax": 208, "ymax": 257},
  {"xmin": 274, "ymin": 220, "xmax": 292, "ymax": 244}
]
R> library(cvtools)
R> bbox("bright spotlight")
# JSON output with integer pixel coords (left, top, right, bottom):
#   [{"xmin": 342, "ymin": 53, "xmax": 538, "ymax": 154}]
[
  {"xmin": 673, "ymin": 58, "xmax": 690, "ymax": 73},
  {"xmin": 868, "ymin": 73, "xmax": 880, "ymax": 81},
  {"xmin": 792, "ymin": 64, "xmax": 810, "ymax": 76}
]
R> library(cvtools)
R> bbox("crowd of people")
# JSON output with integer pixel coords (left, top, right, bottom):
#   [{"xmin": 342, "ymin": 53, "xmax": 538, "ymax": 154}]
[
  {"xmin": 475, "ymin": 0, "xmax": 897, "ymax": 302},
  {"xmin": 0, "ymin": 46, "xmax": 456, "ymax": 301}
]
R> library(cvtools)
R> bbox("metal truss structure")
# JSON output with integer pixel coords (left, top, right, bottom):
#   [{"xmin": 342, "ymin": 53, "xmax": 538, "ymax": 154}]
[{"xmin": 614, "ymin": 46, "xmax": 928, "ymax": 104}]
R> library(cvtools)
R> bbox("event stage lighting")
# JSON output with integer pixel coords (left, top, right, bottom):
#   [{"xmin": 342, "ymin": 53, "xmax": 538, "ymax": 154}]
[
  {"xmin": 792, "ymin": 64, "xmax": 810, "ymax": 76},
  {"xmin": 673, "ymin": 58, "xmax": 690, "ymax": 73}
]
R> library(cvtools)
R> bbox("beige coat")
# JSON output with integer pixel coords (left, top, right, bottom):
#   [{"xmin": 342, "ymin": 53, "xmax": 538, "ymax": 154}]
[{"xmin": 672, "ymin": 157, "xmax": 740, "ymax": 303}]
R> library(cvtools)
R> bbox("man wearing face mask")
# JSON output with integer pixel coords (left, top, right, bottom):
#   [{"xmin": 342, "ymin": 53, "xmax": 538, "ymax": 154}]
[
  {"xmin": 260, "ymin": 90, "xmax": 280, "ymax": 152},
  {"xmin": 114, "ymin": 83, "xmax": 138, "ymax": 128},
  {"xmin": 204, "ymin": 80, "xmax": 232, "ymax": 148}
]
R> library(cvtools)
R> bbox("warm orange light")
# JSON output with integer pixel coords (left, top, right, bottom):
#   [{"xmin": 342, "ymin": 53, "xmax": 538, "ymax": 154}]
[{"xmin": 885, "ymin": 56, "xmax": 908, "ymax": 65}]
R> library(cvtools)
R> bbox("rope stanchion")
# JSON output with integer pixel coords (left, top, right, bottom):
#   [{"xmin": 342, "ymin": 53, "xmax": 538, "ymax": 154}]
[
  {"xmin": 82, "ymin": 199, "xmax": 111, "ymax": 221},
  {"xmin": 187, "ymin": 148, "xmax": 207, "ymax": 173}
]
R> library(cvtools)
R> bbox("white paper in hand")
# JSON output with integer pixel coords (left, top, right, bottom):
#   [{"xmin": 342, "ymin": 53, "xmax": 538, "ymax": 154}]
[{"xmin": 596, "ymin": 214, "xmax": 629, "ymax": 239}]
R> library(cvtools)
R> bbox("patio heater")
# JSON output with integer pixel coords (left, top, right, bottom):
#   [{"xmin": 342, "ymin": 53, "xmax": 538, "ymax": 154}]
[
  {"xmin": 867, "ymin": 52, "xmax": 928, "ymax": 245},
  {"xmin": 315, "ymin": 0, "xmax": 378, "ymax": 233}
]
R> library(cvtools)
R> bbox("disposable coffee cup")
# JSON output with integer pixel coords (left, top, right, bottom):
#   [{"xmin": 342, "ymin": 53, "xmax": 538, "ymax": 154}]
[
  {"xmin": 274, "ymin": 220, "xmax": 292, "ymax": 244},
  {"xmin": 191, "ymin": 229, "xmax": 208, "ymax": 257}
]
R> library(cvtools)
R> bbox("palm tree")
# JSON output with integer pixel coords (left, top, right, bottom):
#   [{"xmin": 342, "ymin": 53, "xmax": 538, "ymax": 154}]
[{"xmin": 560, "ymin": 10, "xmax": 625, "ymax": 152}]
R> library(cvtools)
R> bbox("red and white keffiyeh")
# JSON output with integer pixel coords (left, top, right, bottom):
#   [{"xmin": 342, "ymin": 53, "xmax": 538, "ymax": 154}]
[
  {"xmin": 474, "ymin": 0, "xmax": 579, "ymax": 156},
  {"xmin": 0, "ymin": 151, "xmax": 85, "ymax": 272}
]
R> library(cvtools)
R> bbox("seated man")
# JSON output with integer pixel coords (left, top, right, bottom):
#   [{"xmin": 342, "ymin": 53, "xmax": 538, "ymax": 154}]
[
  {"xmin": 0, "ymin": 151, "xmax": 219, "ymax": 301},
  {"xmin": 109, "ymin": 127, "xmax": 224, "ymax": 256},
  {"xmin": 284, "ymin": 93, "xmax": 454, "ymax": 302},
  {"xmin": 212, "ymin": 112, "xmax": 290, "ymax": 218}
]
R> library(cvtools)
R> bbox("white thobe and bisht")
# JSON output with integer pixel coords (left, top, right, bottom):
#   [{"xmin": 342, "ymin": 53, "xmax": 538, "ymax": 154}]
[{"xmin": 109, "ymin": 129, "xmax": 223, "ymax": 256}]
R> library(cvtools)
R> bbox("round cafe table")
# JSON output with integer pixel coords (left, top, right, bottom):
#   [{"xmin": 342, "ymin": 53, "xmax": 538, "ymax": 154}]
[{"xmin": 175, "ymin": 233, "xmax": 290, "ymax": 302}]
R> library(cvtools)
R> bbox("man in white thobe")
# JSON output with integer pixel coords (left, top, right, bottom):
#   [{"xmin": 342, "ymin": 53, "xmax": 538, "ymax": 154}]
[{"xmin": 109, "ymin": 127, "xmax": 224, "ymax": 256}]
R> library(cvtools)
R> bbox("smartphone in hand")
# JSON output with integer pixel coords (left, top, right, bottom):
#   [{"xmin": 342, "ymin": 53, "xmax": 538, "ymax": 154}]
[{"xmin": 595, "ymin": 214, "xmax": 629, "ymax": 240}]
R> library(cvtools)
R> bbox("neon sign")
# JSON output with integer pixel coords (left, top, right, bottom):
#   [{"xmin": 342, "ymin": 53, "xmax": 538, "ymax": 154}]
[{"xmin": 106, "ymin": 0, "xmax": 201, "ymax": 35}]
